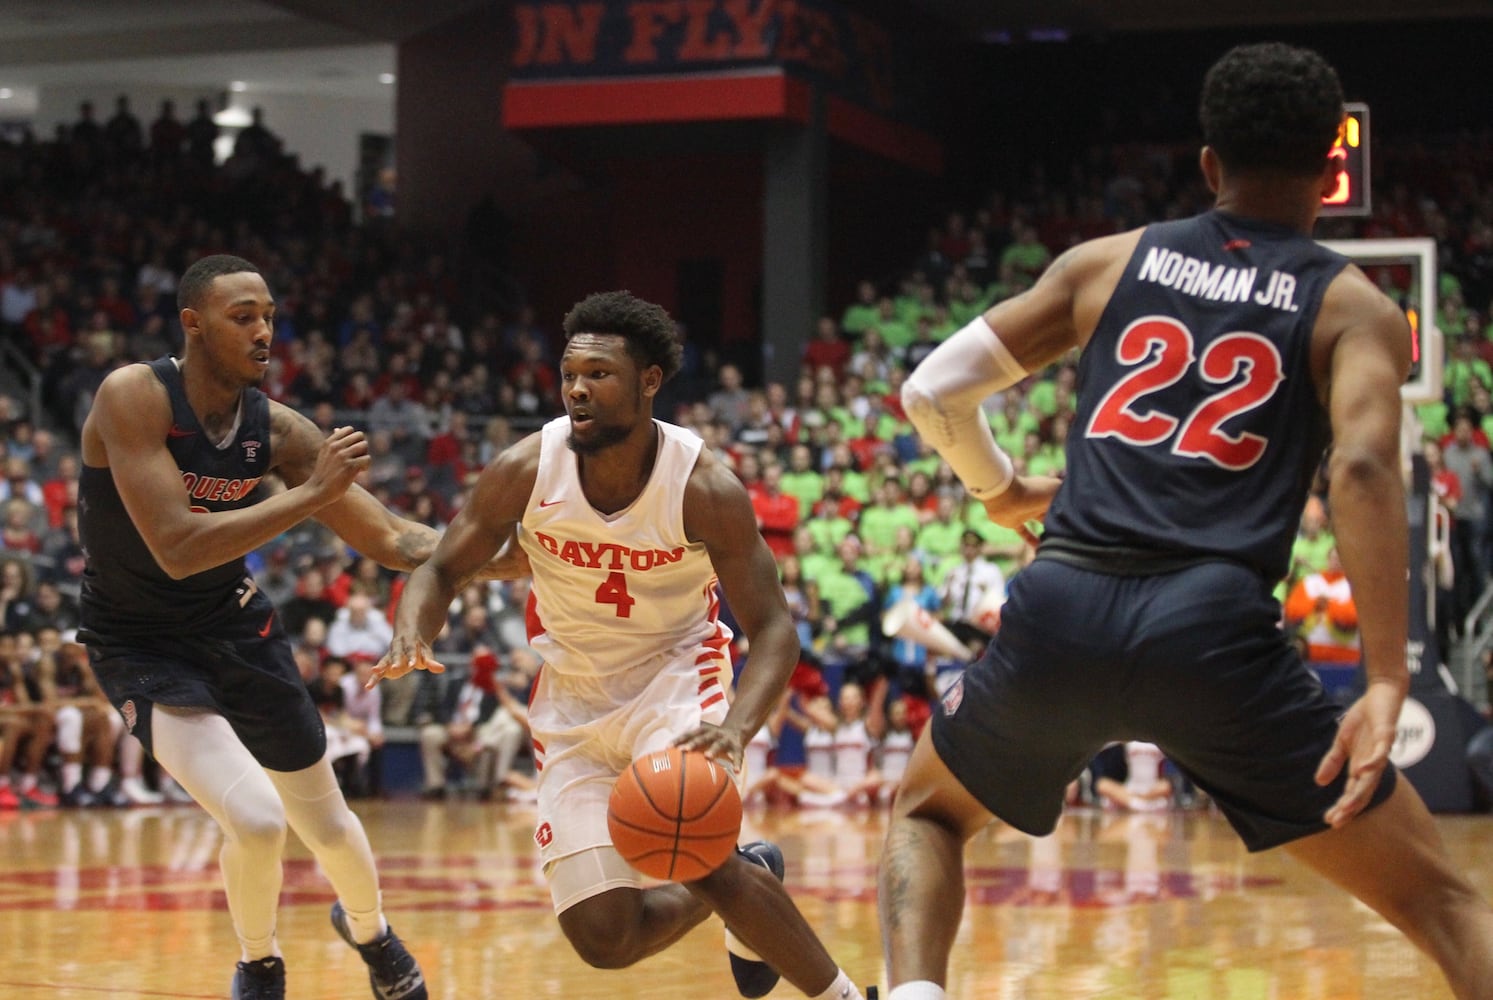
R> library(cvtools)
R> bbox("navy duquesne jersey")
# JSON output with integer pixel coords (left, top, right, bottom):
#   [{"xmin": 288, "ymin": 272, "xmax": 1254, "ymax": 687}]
[
  {"xmin": 79, "ymin": 356, "xmax": 272, "ymax": 639},
  {"xmin": 1043, "ymin": 210, "xmax": 1350, "ymax": 582}
]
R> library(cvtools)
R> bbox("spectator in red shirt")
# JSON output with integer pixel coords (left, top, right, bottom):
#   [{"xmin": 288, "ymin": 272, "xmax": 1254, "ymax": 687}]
[
  {"xmin": 752, "ymin": 463, "xmax": 800, "ymax": 559},
  {"xmin": 802, "ymin": 315, "xmax": 851, "ymax": 380},
  {"xmin": 425, "ymin": 410, "xmax": 471, "ymax": 474},
  {"xmin": 41, "ymin": 453, "xmax": 79, "ymax": 529}
]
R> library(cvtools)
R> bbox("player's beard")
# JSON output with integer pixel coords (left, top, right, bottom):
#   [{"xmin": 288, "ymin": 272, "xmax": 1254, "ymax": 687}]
[
  {"xmin": 567, "ymin": 419, "xmax": 630, "ymax": 455},
  {"xmin": 567, "ymin": 381, "xmax": 645, "ymax": 455}
]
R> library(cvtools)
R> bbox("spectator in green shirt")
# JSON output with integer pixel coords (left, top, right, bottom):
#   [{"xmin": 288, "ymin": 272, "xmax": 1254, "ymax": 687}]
[
  {"xmin": 999, "ymin": 222, "xmax": 1052, "ymax": 285},
  {"xmin": 859, "ymin": 478, "xmax": 923, "ymax": 556},
  {"xmin": 792, "ymin": 525, "xmax": 840, "ymax": 585},
  {"xmin": 1025, "ymin": 363, "xmax": 1078, "ymax": 419},
  {"xmin": 779, "ymin": 443, "xmax": 825, "ymax": 518},
  {"xmin": 824, "ymin": 442, "xmax": 871, "ymax": 505},
  {"xmin": 814, "ymin": 534, "xmax": 881, "ymax": 663},
  {"xmin": 870, "ymin": 298, "xmax": 914, "ymax": 351},
  {"xmin": 1445, "ymin": 336, "xmax": 1493, "ymax": 410},
  {"xmin": 841, "ymin": 279, "xmax": 881, "ymax": 336}
]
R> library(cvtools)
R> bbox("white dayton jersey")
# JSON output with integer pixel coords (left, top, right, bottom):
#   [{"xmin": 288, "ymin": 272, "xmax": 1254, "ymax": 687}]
[{"xmin": 518, "ymin": 417, "xmax": 732, "ymax": 680}]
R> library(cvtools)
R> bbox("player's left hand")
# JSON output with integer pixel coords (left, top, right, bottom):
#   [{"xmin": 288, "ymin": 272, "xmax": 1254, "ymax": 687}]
[
  {"xmin": 368, "ymin": 634, "xmax": 446, "ymax": 688},
  {"xmin": 1316, "ymin": 678, "xmax": 1404, "ymax": 827},
  {"xmin": 674, "ymin": 723, "xmax": 745, "ymax": 774},
  {"xmin": 982, "ymin": 475, "xmax": 1062, "ymax": 548}
]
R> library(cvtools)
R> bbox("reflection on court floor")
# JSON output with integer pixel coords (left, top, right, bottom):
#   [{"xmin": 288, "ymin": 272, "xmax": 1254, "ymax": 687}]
[{"xmin": 0, "ymin": 800, "xmax": 1480, "ymax": 998}]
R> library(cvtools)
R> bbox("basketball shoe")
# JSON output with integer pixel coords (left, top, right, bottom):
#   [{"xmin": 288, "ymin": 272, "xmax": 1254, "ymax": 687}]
[
  {"xmin": 728, "ymin": 841, "xmax": 785, "ymax": 998},
  {"xmin": 231, "ymin": 956, "xmax": 285, "ymax": 1000},
  {"xmin": 330, "ymin": 901, "xmax": 428, "ymax": 1000}
]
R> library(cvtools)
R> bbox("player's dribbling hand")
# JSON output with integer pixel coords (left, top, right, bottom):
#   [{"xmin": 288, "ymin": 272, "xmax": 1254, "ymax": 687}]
[
  {"xmin": 674, "ymin": 723, "xmax": 745, "ymax": 775},
  {"xmin": 982, "ymin": 475, "xmax": 1062, "ymax": 548},
  {"xmin": 307, "ymin": 426, "xmax": 371, "ymax": 503},
  {"xmin": 368, "ymin": 633, "xmax": 446, "ymax": 688},
  {"xmin": 1316, "ymin": 679, "xmax": 1404, "ymax": 827}
]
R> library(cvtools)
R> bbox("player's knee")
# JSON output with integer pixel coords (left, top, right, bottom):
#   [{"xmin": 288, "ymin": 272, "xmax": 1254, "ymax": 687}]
[
  {"xmin": 559, "ymin": 911, "xmax": 644, "ymax": 969},
  {"xmin": 223, "ymin": 798, "xmax": 288, "ymax": 851},
  {"xmin": 297, "ymin": 803, "xmax": 360, "ymax": 853}
]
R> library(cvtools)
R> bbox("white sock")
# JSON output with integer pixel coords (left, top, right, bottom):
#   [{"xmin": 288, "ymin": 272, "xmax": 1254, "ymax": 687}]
[
  {"xmin": 811, "ymin": 970, "xmax": 863, "ymax": 1000},
  {"xmin": 724, "ymin": 927, "xmax": 762, "ymax": 963},
  {"xmin": 239, "ymin": 929, "xmax": 281, "ymax": 963},
  {"xmin": 62, "ymin": 762, "xmax": 82, "ymax": 791},
  {"xmin": 18, "ymin": 774, "xmax": 36, "ymax": 793},
  {"xmin": 888, "ymin": 982, "xmax": 945, "ymax": 1000},
  {"xmin": 340, "ymin": 896, "xmax": 388, "ymax": 944},
  {"xmin": 88, "ymin": 766, "xmax": 112, "ymax": 793}
]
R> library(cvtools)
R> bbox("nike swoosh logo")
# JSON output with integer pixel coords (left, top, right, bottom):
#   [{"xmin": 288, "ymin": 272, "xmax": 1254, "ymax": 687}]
[
  {"xmin": 167, "ymin": 426, "xmax": 196, "ymax": 438},
  {"xmin": 538, "ymin": 498, "xmax": 564, "ymax": 508},
  {"xmin": 258, "ymin": 612, "xmax": 275, "ymax": 637}
]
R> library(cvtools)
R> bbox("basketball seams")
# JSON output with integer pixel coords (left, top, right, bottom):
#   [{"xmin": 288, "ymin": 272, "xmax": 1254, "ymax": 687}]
[{"xmin": 608, "ymin": 747, "xmax": 743, "ymax": 881}]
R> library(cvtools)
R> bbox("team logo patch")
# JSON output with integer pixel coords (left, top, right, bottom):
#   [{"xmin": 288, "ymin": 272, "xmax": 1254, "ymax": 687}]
[
  {"xmin": 941, "ymin": 676, "xmax": 965, "ymax": 717},
  {"xmin": 241, "ymin": 439, "xmax": 261, "ymax": 461},
  {"xmin": 121, "ymin": 700, "xmax": 138, "ymax": 734},
  {"xmin": 534, "ymin": 822, "xmax": 554, "ymax": 848}
]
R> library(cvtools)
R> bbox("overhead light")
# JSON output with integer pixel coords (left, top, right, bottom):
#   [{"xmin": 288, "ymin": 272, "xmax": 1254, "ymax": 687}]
[
  {"xmin": 0, "ymin": 89, "xmax": 11, "ymax": 100},
  {"xmin": 214, "ymin": 106, "xmax": 252, "ymax": 128},
  {"xmin": 229, "ymin": 80, "xmax": 247, "ymax": 92},
  {"xmin": 379, "ymin": 73, "xmax": 396, "ymax": 85}
]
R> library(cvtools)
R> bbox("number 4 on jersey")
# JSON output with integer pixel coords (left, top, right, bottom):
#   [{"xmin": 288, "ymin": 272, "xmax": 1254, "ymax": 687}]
[
  {"xmin": 1086, "ymin": 316, "xmax": 1284, "ymax": 470},
  {"xmin": 595, "ymin": 571, "xmax": 636, "ymax": 618}
]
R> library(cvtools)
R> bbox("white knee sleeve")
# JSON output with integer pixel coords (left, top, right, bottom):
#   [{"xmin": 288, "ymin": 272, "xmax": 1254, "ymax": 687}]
[{"xmin": 55, "ymin": 705, "xmax": 83, "ymax": 755}]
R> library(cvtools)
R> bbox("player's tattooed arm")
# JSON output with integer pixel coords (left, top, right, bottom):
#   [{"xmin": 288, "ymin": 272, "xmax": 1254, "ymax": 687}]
[{"xmin": 266, "ymin": 400, "xmax": 438, "ymax": 572}]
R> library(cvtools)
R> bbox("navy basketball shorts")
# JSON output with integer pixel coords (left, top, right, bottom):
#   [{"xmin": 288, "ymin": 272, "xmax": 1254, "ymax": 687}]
[
  {"xmin": 87, "ymin": 595, "xmax": 326, "ymax": 773},
  {"xmin": 930, "ymin": 556, "xmax": 1396, "ymax": 852}
]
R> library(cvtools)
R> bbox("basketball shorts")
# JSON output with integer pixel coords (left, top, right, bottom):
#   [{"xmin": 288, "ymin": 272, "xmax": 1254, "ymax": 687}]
[
  {"xmin": 931, "ymin": 556, "xmax": 1396, "ymax": 852},
  {"xmin": 84, "ymin": 589, "xmax": 326, "ymax": 773},
  {"xmin": 528, "ymin": 641, "xmax": 733, "ymax": 910}
]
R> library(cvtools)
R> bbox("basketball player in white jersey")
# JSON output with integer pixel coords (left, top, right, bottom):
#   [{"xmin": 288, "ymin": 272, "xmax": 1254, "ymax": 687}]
[{"xmin": 372, "ymin": 291, "xmax": 865, "ymax": 1000}]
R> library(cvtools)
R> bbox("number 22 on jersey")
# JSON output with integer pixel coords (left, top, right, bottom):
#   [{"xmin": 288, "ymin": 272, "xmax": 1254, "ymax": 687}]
[{"xmin": 1085, "ymin": 315, "xmax": 1284, "ymax": 470}]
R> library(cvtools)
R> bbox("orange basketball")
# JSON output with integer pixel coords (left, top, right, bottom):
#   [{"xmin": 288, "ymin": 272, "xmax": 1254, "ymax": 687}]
[{"xmin": 607, "ymin": 746, "xmax": 742, "ymax": 882}]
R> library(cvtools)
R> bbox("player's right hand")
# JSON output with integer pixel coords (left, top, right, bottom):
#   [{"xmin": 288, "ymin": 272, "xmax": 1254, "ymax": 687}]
[
  {"xmin": 1316, "ymin": 678, "xmax": 1404, "ymax": 827},
  {"xmin": 368, "ymin": 633, "xmax": 446, "ymax": 688},
  {"xmin": 981, "ymin": 475, "xmax": 1062, "ymax": 548},
  {"xmin": 307, "ymin": 426, "xmax": 371, "ymax": 503}
]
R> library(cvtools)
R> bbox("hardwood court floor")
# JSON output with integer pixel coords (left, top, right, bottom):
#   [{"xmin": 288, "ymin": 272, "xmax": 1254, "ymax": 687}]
[{"xmin": 2, "ymin": 797, "xmax": 1490, "ymax": 999}]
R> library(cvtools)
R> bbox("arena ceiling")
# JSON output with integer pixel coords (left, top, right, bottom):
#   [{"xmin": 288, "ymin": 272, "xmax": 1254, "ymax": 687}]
[{"xmin": 0, "ymin": 0, "xmax": 1486, "ymax": 103}]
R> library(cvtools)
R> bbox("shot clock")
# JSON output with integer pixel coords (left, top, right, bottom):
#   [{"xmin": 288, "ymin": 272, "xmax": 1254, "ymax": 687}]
[{"xmin": 1320, "ymin": 102, "xmax": 1370, "ymax": 218}]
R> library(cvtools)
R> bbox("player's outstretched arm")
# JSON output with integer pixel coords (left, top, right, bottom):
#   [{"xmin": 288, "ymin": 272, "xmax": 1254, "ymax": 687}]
[
  {"xmin": 269, "ymin": 401, "xmax": 440, "ymax": 572},
  {"xmin": 1312, "ymin": 267, "xmax": 1413, "ymax": 826},
  {"xmin": 676, "ymin": 451, "xmax": 799, "ymax": 768},
  {"xmin": 84, "ymin": 365, "xmax": 367, "ymax": 579},
  {"xmin": 370, "ymin": 435, "xmax": 540, "ymax": 687}
]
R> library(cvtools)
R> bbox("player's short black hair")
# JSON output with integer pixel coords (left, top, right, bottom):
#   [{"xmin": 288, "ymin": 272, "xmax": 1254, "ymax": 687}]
[
  {"xmin": 562, "ymin": 290, "xmax": 684, "ymax": 383},
  {"xmin": 177, "ymin": 254, "xmax": 261, "ymax": 313},
  {"xmin": 1200, "ymin": 42, "xmax": 1345, "ymax": 176}
]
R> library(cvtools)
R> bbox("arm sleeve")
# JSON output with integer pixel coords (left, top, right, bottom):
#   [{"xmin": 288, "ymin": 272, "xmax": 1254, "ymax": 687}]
[{"xmin": 900, "ymin": 316, "xmax": 1029, "ymax": 499}]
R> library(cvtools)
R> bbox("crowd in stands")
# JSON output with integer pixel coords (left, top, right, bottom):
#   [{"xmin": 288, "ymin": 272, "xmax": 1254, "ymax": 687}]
[{"xmin": 2, "ymin": 92, "xmax": 1492, "ymax": 813}]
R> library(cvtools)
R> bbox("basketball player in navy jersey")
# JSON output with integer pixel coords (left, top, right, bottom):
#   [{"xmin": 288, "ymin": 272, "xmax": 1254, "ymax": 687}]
[
  {"xmin": 877, "ymin": 44, "xmax": 1493, "ymax": 1000},
  {"xmin": 76, "ymin": 254, "xmax": 452, "ymax": 1000},
  {"xmin": 371, "ymin": 291, "xmax": 866, "ymax": 1000}
]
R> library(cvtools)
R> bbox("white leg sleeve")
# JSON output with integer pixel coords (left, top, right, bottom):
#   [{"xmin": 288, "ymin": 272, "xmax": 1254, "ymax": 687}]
[
  {"xmin": 901, "ymin": 315, "xmax": 1028, "ymax": 499},
  {"xmin": 267, "ymin": 757, "xmax": 383, "ymax": 933},
  {"xmin": 151, "ymin": 706, "xmax": 287, "ymax": 959}
]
